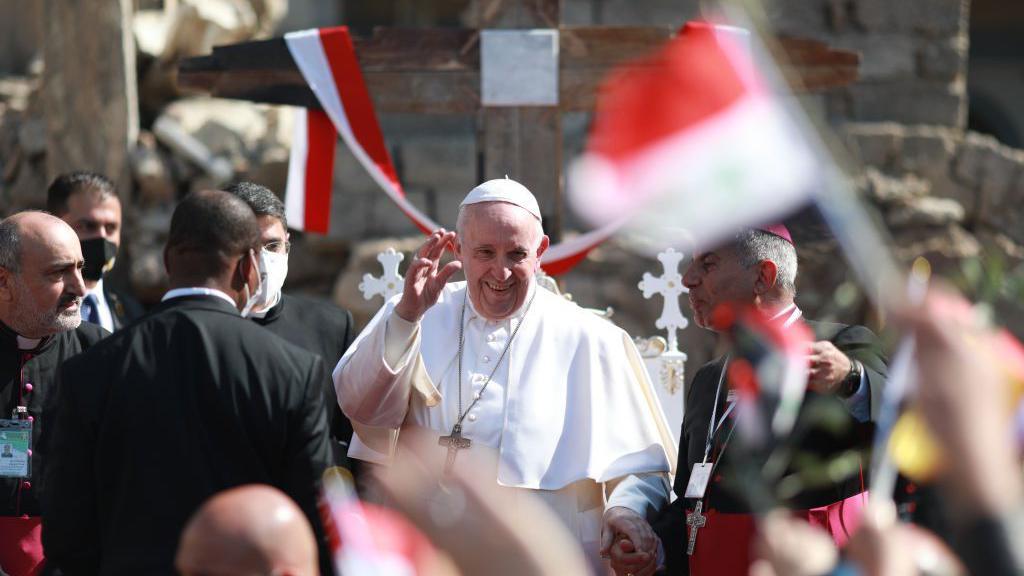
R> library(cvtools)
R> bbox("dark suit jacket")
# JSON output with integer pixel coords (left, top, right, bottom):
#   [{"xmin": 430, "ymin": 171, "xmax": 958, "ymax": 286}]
[
  {"xmin": 102, "ymin": 283, "xmax": 144, "ymax": 332},
  {"xmin": 1, "ymin": 321, "xmax": 107, "ymax": 517},
  {"xmin": 653, "ymin": 320, "xmax": 888, "ymax": 574},
  {"xmin": 252, "ymin": 293, "xmax": 355, "ymax": 465},
  {"xmin": 41, "ymin": 295, "xmax": 333, "ymax": 576}
]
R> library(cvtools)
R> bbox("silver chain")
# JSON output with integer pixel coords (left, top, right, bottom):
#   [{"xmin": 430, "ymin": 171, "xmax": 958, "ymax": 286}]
[{"xmin": 453, "ymin": 288, "xmax": 537, "ymax": 431}]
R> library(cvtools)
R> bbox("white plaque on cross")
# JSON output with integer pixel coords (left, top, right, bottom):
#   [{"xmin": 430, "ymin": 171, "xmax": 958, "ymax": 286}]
[
  {"xmin": 480, "ymin": 29, "xmax": 559, "ymax": 106},
  {"xmin": 359, "ymin": 248, "xmax": 405, "ymax": 302}
]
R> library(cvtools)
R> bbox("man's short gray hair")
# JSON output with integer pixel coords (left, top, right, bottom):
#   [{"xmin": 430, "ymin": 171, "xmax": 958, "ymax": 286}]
[
  {"xmin": 0, "ymin": 217, "xmax": 21, "ymax": 273},
  {"xmin": 733, "ymin": 229, "xmax": 797, "ymax": 295}
]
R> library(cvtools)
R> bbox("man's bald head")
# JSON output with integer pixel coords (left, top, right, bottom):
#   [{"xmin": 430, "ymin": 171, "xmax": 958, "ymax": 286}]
[
  {"xmin": 176, "ymin": 484, "xmax": 319, "ymax": 576},
  {"xmin": 165, "ymin": 190, "xmax": 260, "ymax": 294},
  {"xmin": 0, "ymin": 212, "xmax": 86, "ymax": 337}
]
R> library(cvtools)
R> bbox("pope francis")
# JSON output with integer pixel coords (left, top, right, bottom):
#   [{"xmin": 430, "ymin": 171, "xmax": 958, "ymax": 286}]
[{"xmin": 334, "ymin": 178, "xmax": 675, "ymax": 569}]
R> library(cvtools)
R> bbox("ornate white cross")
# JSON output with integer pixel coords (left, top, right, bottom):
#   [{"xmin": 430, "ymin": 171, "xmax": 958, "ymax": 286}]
[
  {"xmin": 638, "ymin": 248, "xmax": 689, "ymax": 353},
  {"xmin": 359, "ymin": 248, "xmax": 405, "ymax": 302}
]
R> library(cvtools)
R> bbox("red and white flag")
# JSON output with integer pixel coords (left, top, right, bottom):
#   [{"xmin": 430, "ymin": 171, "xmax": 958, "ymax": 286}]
[
  {"xmin": 568, "ymin": 20, "xmax": 818, "ymax": 252},
  {"xmin": 284, "ymin": 27, "xmax": 439, "ymax": 235},
  {"xmin": 283, "ymin": 26, "xmax": 622, "ymax": 274}
]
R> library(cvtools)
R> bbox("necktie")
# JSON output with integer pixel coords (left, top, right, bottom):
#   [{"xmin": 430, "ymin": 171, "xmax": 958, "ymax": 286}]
[{"xmin": 81, "ymin": 293, "xmax": 99, "ymax": 325}]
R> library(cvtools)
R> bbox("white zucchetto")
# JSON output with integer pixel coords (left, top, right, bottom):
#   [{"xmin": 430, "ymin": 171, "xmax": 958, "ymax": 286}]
[{"xmin": 460, "ymin": 177, "xmax": 542, "ymax": 222}]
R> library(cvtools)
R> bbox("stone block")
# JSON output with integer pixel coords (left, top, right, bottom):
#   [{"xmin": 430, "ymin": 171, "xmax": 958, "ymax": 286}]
[
  {"xmin": 844, "ymin": 80, "xmax": 964, "ymax": 126},
  {"xmin": 898, "ymin": 126, "xmax": 957, "ymax": 184},
  {"xmin": 825, "ymin": 0, "xmax": 854, "ymax": 32},
  {"xmin": 596, "ymin": 0, "xmax": 698, "ymax": 26},
  {"xmin": 987, "ymin": 174, "xmax": 1024, "ymax": 246},
  {"xmin": 243, "ymin": 145, "xmax": 290, "ymax": 198},
  {"xmin": 979, "ymin": 146, "xmax": 1022, "ymax": 210},
  {"xmin": 855, "ymin": 0, "xmax": 964, "ymax": 35},
  {"xmin": 763, "ymin": 0, "xmax": 830, "ymax": 37},
  {"xmin": 130, "ymin": 131, "xmax": 176, "ymax": 206},
  {"xmin": 0, "ymin": 77, "xmax": 34, "ymax": 112},
  {"xmin": 842, "ymin": 123, "xmax": 903, "ymax": 169},
  {"xmin": 976, "ymin": 143, "xmax": 1024, "ymax": 237},
  {"xmin": 396, "ymin": 135, "xmax": 477, "ymax": 197},
  {"xmin": 833, "ymin": 34, "xmax": 916, "ymax": 81},
  {"xmin": 953, "ymin": 131, "xmax": 999, "ymax": 189},
  {"xmin": 860, "ymin": 168, "xmax": 930, "ymax": 205},
  {"xmin": 885, "ymin": 196, "xmax": 964, "ymax": 227},
  {"xmin": 917, "ymin": 37, "xmax": 967, "ymax": 81},
  {"xmin": 561, "ymin": 0, "xmax": 596, "ymax": 25},
  {"xmin": 890, "ymin": 222, "xmax": 980, "ymax": 264},
  {"xmin": 911, "ymin": 0, "xmax": 966, "ymax": 36}
]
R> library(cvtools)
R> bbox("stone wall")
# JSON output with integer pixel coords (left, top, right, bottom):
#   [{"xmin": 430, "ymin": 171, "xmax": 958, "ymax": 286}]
[{"xmin": 768, "ymin": 0, "xmax": 970, "ymax": 127}]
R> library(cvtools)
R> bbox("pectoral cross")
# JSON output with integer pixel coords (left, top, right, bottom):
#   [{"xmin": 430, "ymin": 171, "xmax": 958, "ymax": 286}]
[
  {"xmin": 686, "ymin": 501, "xmax": 707, "ymax": 556},
  {"xmin": 438, "ymin": 424, "xmax": 471, "ymax": 474}
]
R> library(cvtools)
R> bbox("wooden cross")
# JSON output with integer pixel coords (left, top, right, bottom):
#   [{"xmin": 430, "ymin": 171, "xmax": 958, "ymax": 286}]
[
  {"xmin": 686, "ymin": 500, "xmax": 707, "ymax": 556},
  {"xmin": 438, "ymin": 424, "xmax": 472, "ymax": 474},
  {"xmin": 178, "ymin": 0, "xmax": 859, "ymax": 243},
  {"xmin": 358, "ymin": 247, "xmax": 405, "ymax": 302}
]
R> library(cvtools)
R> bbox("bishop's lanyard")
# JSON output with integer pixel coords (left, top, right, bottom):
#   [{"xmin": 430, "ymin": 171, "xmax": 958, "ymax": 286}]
[
  {"xmin": 12, "ymin": 352, "xmax": 32, "ymax": 419},
  {"xmin": 701, "ymin": 356, "xmax": 737, "ymax": 465}
]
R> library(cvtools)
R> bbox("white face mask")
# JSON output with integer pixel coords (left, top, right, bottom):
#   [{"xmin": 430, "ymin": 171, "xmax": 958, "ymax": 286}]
[
  {"xmin": 239, "ymin": 250, "xmax": 263, "ymax": 318},
  {"xmin": 247, "ymin": 248, "xmax": 289, "ymax": 314}
]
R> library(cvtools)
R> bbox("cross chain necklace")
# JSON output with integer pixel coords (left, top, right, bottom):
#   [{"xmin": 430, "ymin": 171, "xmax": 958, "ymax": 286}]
[{"xmin": 437, "ymin": 287, "xmax": 537, "ymax": 474}]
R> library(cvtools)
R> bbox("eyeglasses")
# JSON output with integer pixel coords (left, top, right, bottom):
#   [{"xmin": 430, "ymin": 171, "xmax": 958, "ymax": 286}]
[{"xmin": 263, "ymin": 240, "xmax": 291, "ymax": 255}]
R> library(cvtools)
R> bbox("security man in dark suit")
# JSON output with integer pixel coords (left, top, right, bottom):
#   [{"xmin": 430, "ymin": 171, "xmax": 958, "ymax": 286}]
[
  {"xmin": 47, "ymin": 172, "xmax": 144, "ymax": 332},
  {"xmin": 225, "ymin": 182, "xmax": 357, "ymax": 466},
  {"xmin": 42, "ymin": 190, "xmax": 333, "ymax": 575}
]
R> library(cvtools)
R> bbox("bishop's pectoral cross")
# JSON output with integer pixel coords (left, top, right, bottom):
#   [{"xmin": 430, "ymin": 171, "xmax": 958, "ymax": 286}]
[
  {"xmin": 686, "ymin": 501, "xmax": 707, "ymax": 556},
  {"xmin": 438, "ymin": 424, "xmax": 472, "ymax": 474}
]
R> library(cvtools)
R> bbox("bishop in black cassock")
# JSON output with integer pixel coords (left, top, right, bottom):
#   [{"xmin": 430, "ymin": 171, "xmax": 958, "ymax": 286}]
[
  {"xmin": 630, "ymin": 227, "xmax": 887, "ymax": 576},
  {"xmin": 41, "ymin": 191, "xmax": 333, "ymax": 576},
  {"xmin": 0, "ymin": 212, "xmax": 106, "ymax": 576}
]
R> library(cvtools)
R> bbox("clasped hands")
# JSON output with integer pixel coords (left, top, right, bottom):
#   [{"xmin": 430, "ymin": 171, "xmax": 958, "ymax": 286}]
[{"xmin": 602, "ymin": 506, "xmax": 659, "ymax": 576}]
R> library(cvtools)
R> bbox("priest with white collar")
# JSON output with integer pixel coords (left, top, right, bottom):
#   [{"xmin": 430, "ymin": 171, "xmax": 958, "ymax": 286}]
[{"xmin": 334, "ymin": 178, "xmax": 676, "ymax": 569}]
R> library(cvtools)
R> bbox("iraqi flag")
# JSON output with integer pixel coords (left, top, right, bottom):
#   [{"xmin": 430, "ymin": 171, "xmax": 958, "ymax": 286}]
[{"xmin": 568, "ymin": 21, "xmax": 818, "ymax": 252}]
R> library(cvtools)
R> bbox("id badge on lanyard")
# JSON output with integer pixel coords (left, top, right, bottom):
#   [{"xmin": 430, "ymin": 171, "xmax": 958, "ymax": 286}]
[
  {"xmin": 684, "ymin": 362, "xmax": 736, "ymax": 499},
  {"xmin": 0, "ymin": 409, "xmax": 32, "ymax": 479}
]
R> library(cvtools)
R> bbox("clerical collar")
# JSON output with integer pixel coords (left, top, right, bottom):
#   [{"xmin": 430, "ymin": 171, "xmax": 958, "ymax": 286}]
[
  {"xmin": 464, "ymin": 281, "xmax": 537, "ymax": 324},
  {"xmin": 0, "ymin": 320, "xmax": 50, "ymax": 352},
  {"xmin": 162, "ymin": 287, "xmax": 238, "ymax": 308},
  {"xmin": 16, "ymin": 335, "xmax": 43, "ymax": 351},
  {"xmin": 768, "ymin": 303, "xmax": 803, "ymax": 328},
  {"xmin": 247, "ymin": 291, "xmax": 282, "ymax": 320}
]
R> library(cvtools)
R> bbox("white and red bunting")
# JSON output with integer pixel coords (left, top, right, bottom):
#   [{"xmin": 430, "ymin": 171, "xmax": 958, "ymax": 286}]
[{"xmin": 282, "ymin": 26, "xmax": 618, "ymax": 276}]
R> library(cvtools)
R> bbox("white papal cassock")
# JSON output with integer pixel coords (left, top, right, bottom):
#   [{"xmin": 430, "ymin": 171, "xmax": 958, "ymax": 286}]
[{"xmin": 334, "ymin": 280, "xmax": 676, "ymax": 563}]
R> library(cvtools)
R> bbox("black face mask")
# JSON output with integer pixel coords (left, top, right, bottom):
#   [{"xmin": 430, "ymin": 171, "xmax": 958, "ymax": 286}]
[{"xmin": 80, "ymin": 237, "xmax": 118, "ymax": 281}]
